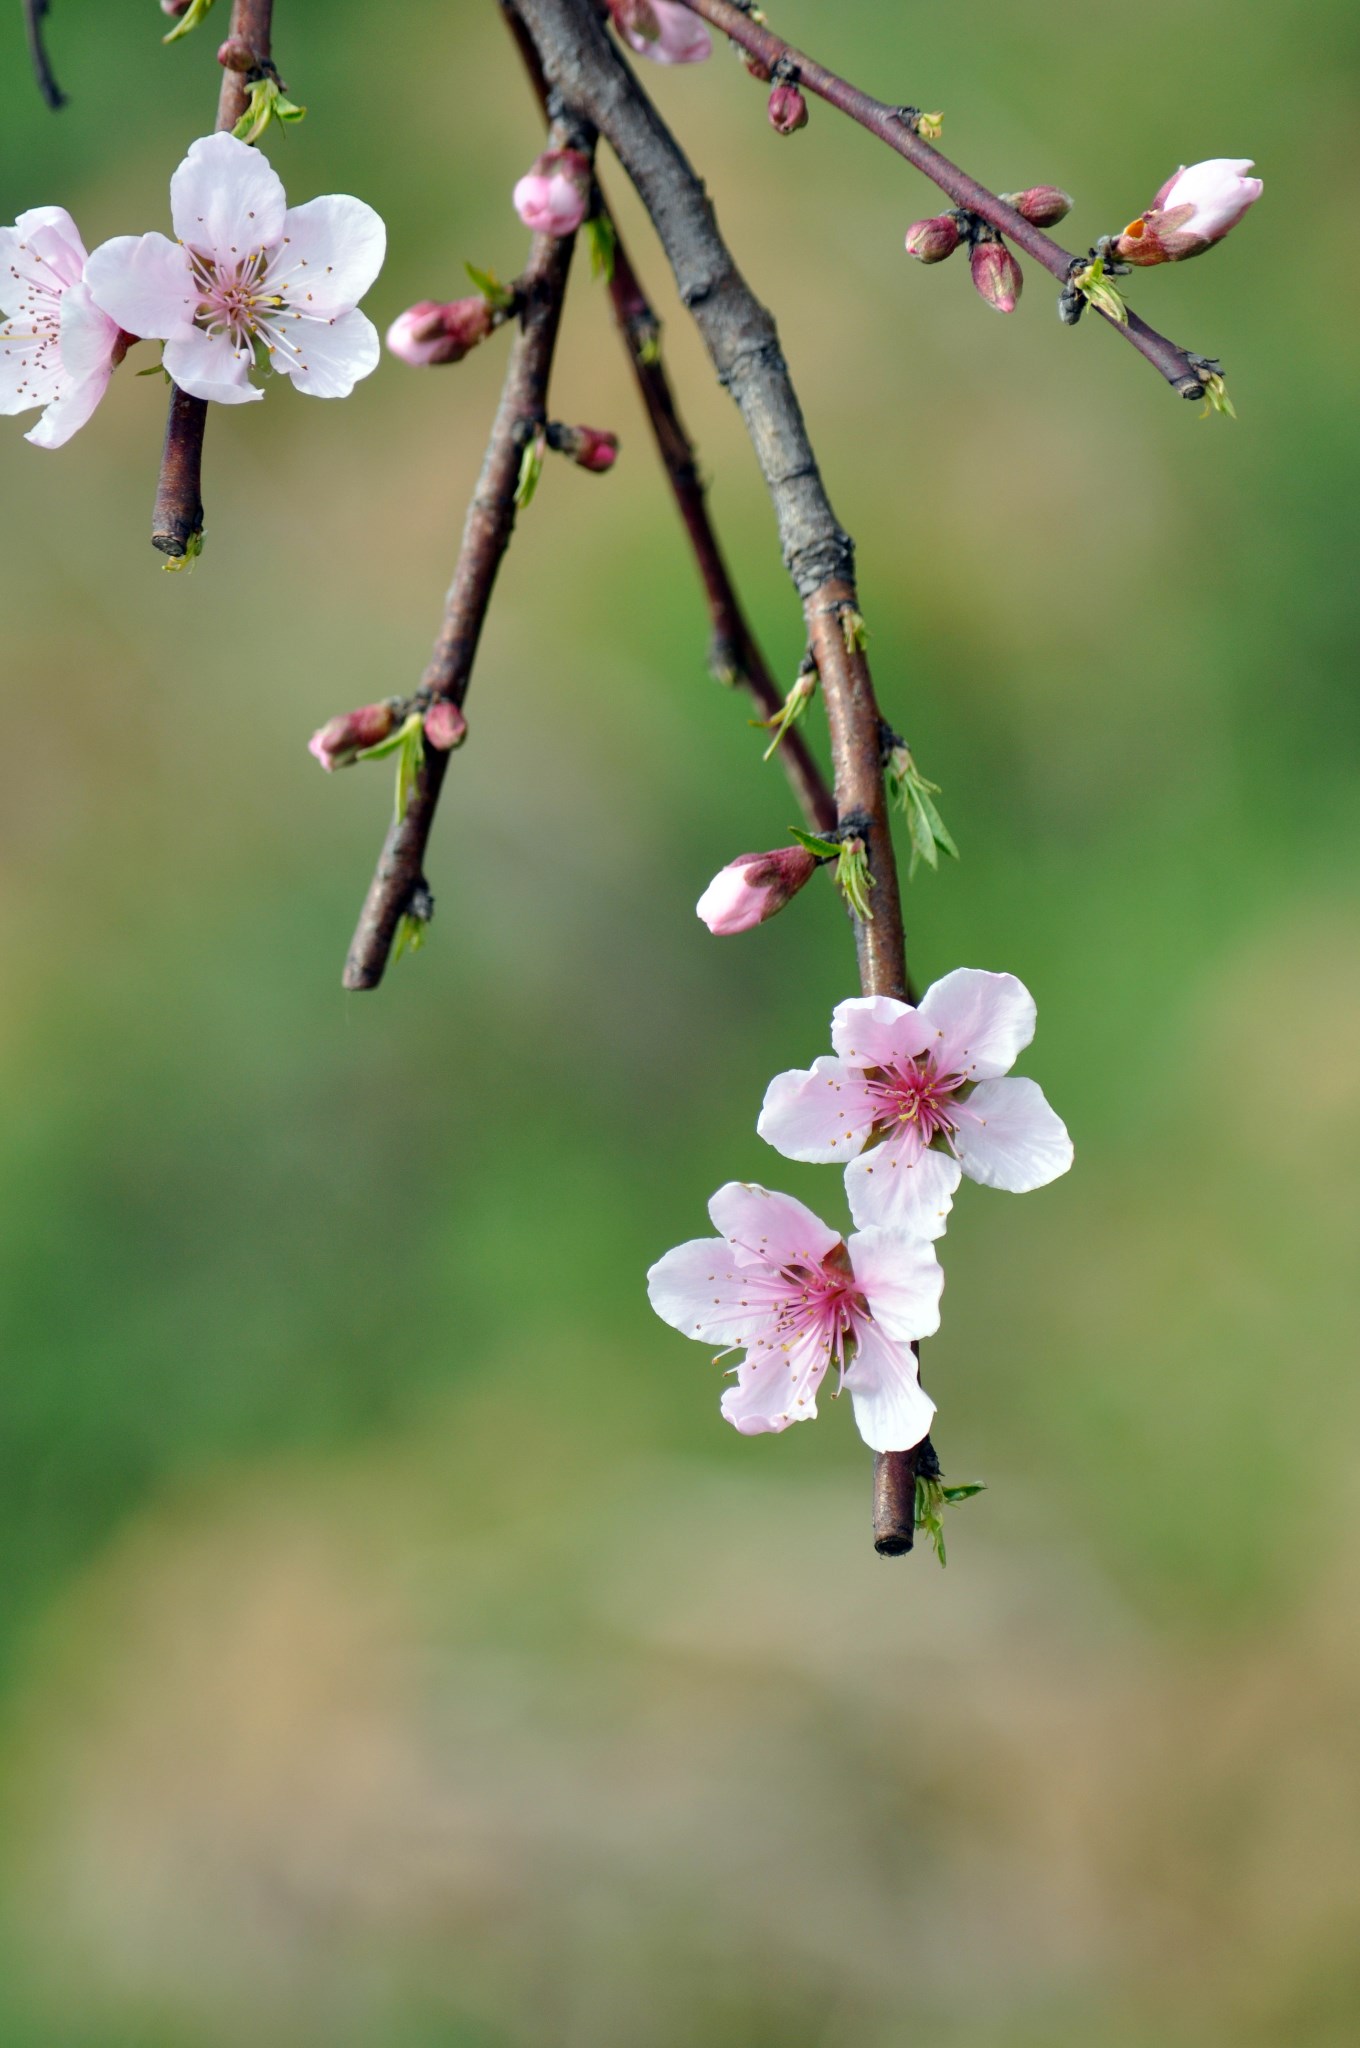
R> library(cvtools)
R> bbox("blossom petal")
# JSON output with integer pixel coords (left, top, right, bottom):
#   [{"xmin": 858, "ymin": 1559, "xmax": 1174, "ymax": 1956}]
[
  {"xmin": 719, "ymin": 1330, "xmax": 828, "ymax": 1436},
  {"xmin": 849, "ymin": 1226, "xmax": 945, "ymax": 1343},
  {"xmin": 273, "ymin": 194, "xmax": 386, "ymax": 313},
  {"xmin": 951, "ymin": 1076, "xmax": 1073, "ymax": 1192},
  {"xmin": 843, "ymin": 1321, "xmax": 936, "ymax": 1453},
  {"xmin": 916, "ymin": 968, "xmax": 1036, "ymax": 1080},
  {"xmin": 162, "ymin": 326, "xmax": 261, "ymax": 405},
  {"xmin": 0, "ymin": 320, "xmax": 59, "ymax": 414},
  {"xmin": 170, "ymin": 132, "xmax": 287, "ymax": 255},
  {"xmin": 274, "ymin": 307, "xmax": 380, "ymax": 398},
  {"xmin": 707, "ymin": 1181, "xmax": 841, "ymax": 1270},
  {"xmin": 844, "ymin": 1138, "xmax": 960, "ymax": 1237},
  {"xmin": 646, "ymin": 1236, "xmax": 781, "ymax": 1348},
  {"xmin": 756, "ymin": 1056, "xmax": 880, "ymax": 1162},
  {"xmin": 84, "ymin": 234, "xmax": 196, "ymax": 342},
  {"xmin": 24, "ymin": 282, "xmax": 119, "ymax": 448},
  {"xmin": 829, "ymin": 993, "xmax": 932, "ymax": 1069},
  {"xmin": 0, "ymin": 208, "xmax": 87, "ymax": 315},
  {"xmin": 624, "ymin": 0, "xmax": 712, "ymax": 63}
]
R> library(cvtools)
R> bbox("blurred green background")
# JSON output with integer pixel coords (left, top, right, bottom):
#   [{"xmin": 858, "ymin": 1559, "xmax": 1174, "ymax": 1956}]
[{"xmin": 0, "ymin": 2, "xmax": 1355, "ymax": 2042}]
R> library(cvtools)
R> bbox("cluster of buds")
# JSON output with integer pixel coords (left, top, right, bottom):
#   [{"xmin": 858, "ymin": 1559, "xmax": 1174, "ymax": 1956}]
[
  {"xmin": 512, "ymin": 149, "xmax": 593, "ymax": 238},
  {"xmin": 308, "ymin": 692, "xmax": 467, "ymax": 774},
  {"xmin": 904, "ymin": 187, "xmax": 1071, "ymax": 316},
  {"xmin": 386, "ymin": 296, "xmax": 497, "ymax": 368}
]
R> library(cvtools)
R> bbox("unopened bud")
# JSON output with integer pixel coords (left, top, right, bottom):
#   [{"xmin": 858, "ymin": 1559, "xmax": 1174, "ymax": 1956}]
[
  {"xmin": 1009, "ymin": 185, "xmax": 1072, "ymax": 226},
  {"xmin": 386, "ymin": 297, "xmax": 496, "ymax": 368},
  {"xmin": 160, "ymin": 0, "xmax": 192, "ymax": 15},
  {"xmin": 969, "ymin": 239, "xmax": 1023, "ymax": 313},
  {"xmin": 768, "ymin": 81, "xmax": 808, "ymax": 134},
  {"xmin": 308, "ymin": 701, "xmax": 397, "ymax": 772},
  {"xmin": 608, "ymin": 0, "xmax": 658, "ymax": 38},
  {"xmin": 916, "ymin": 111, "xmax": 944, "ymax": 141},
  {"xmin": 512, "ymin": 149, "xmax": 593, "ymax": 238},
  {"xmin": 216, "ymin": 36, "xmax": 254, "ymax": 69},
  {"xmin": 696, "ymin": 846, "xmax": 819, "ymax": 936},
  {"xmin": 743, "ymin": 51, "xmax": 772, "ymax": 83},
  {"xmin": 423, "ymin": 698, "xmax": 468, "ymax": 751},
  {"xmin": 571, "ymin": 425, "xmax": 619, "ymax": 473},
  {"xmin": 904, "ymin": 215, "xmax": 960, "ymax": 264},
  {"xmin": 1114, "ymin": 157, "xmax": 1263, "ymax": 265}
]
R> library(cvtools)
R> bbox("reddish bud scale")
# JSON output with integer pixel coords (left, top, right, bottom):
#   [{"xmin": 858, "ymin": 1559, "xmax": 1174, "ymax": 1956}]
[
  {"xmin": 1010, "ymin": 185, "xmax": 1072, "ymax": 226},
  {"xmin": 217, "ymin": 37, "xmax": 255, "ymax": 71},
  {"xmin": 768, "ymin": 82, "xmax": 808, "ymax": 134},
  {"xmin": 423, "ymin": 698, "xmax": 468, "ymax": 751},
  {"xmin": 904, "ymin": 215, "xmax": 960, "ymax": 264},
  {"xmin": 386, "ymin": 297, "xmax": 495, "ymax": 368},
  {"xmin": 969, "ymin": 240, "xmax": 1023, "ymax": 313},
  {"xmin": 309, "ymin": 702, "xmax": 398, "ymax": 771},
  {"xmin": 572, "ymin": 426, "xmax": 618, "ymax": 473}
]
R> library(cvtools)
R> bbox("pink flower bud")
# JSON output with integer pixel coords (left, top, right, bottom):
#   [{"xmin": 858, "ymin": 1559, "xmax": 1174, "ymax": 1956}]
[
  {"xmin": 386, "ymin": 297, "xmax": 496, "ymax": 368},
  {"xmin": 1009, "ymin": 185, "xmax": 1072, "ymax": 226},
  {"xmin": 904, "ymin": 215, "xmax": 961, "ymax": 264},
  {"xmin": 608, "ymin": 0, "xmax": 659, "ymax": 38},
  {"xmin": 1114, "ymin": 158, "xmax": 1262, "ymax": 265},
  {"xmin": 512, "ymin": 150, "xmax": 593, "ymax": 238},
  {"xmin": 423, "ymin": 698, "xmax": 468, "ymax": 751},
  {"xmin": 571, "ymin": 425, "xmax": 619, "ymax": 473},
  {"xmin": 695, "ymin": 847, "xmax": 819, "ymax": 936},
  {"xmin": 308, "ymin": 702, "xmax": 397, "ymax": 773},
  {"xmin": 768, "ymin": 82, "xmax": 809, "ymax": 135},
  {"xmin": 616, "ymin": 0, "xmax": 711, "ymax": 64},
  {"xmin": 217, "ymin": 37, "xmax": 255, "ymax": 70},
  {"xmin": 161, "ymin": 1, "xmax": 191, "ymax": 16},
  {"xmin": 969, "ymin": 239, "xmax": 1023, "ymax": 313}
]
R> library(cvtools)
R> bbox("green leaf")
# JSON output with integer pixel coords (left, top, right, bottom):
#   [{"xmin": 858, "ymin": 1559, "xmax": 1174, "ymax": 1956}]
[
  {"xmin": 514, "ymin": 437, "xmax": 545, "ymax": 510},
  {"xmin": 464, "ymin": 263, "xmax": 516, "ymax": 313},
  {"xmin": 915, "ymin": 787, "xmax": 959, "ymax": 860},
  {"xmin": 584, "ymin": 213, "xmax": 616, "ymax": 284},
  {"xmin": 788, "ymin": 827, "xmax": 843, "ymax": 862},
  {"xmin": 395, "ymin": 716, "xmax": 425, "ymax": 822},
  {"xmin": 162, "ymin": 0, "xmax": 217, "ymax": 45},
  {"xmin": 941, "ymin": 1483, "xmax": 986, "ymax": 1503}
]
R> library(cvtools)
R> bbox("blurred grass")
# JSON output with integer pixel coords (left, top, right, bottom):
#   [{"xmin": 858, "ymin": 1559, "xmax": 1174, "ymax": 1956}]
[{"xmin": 0, "ymin": 1, "xmax": 1356, "ymax": 2042}]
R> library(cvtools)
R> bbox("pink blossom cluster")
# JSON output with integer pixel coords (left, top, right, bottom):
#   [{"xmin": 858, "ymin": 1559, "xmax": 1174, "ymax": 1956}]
[
  {"xmin": 1, "ymin": 133, "xmax": 384, "ymax": 450},
  {"xmin": 648, "ymin": 969, "xmax": 1072, "ymax": 1452}
]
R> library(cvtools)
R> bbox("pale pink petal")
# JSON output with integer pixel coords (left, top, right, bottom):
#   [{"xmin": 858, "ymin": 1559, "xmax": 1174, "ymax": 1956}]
[
  {"xmin": 271, "ymin": 194, "xmax": 386, "ymax": 313},
  {"xmin": 916, "ymin": 968, "xmax": 1036, "ymax": 1080},
  {"xmin": 624, "ymin": 0, "xmax": 711, "ymax": 63},
  {"xmin": 829, "ymin": 993, "xmax": 932, "ymax": 1069},
  {"xmin": 274, "ymin": 306, "xmax": 379, "ymax": 397},
  {"xmin": 844, "ymin": 1136, "xmax": 960, "ymax": 1237},
  {"xmin": 169, "ymin": 132, "xmax": 287, "ymax": 255},
  {"xmin": 843, "ymin": 1320, "xmax": 936, "ymax": 1453},
  {"xmin": 84, "ymin": 233, "xmax": 195, "ymax": 341},
  {"xmin": 707, "ymin": 1181, "xmax": 841, "ymax": 1270},
  {"xmin": 162, "ymin": 325, "xmax": 260, "ymax": 404},
  {"xmin": 756, "ymin": 1056, "xmax": 880, "ymax": 1162},
  {"xmin": 719, "ymin": 1329, "xmax": 828, "ymax": 1436},
  {"xmin": 24, "ymin": 282, "xmax": 119, "ymax": 448},
  {"xmin": 646, "ymin": 1237, "xmax": 780, "ymax": 1348},
  {"xmin": 0, "ymin": 321, "xmax": 59, "ymax": 414},
  {"xmin": 849, "ymin": 1226, "xmax": 945, "ymax": 1343},
  {"xmin": 951, "ymin": 1076, "xmax": 1073, "ymax": 1192}
]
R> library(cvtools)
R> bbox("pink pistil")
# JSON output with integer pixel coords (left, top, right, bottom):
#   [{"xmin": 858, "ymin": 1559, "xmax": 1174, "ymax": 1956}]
[{"xmin": 867, "ymin": 1058, "xmax": 965, "ymax": 1147}]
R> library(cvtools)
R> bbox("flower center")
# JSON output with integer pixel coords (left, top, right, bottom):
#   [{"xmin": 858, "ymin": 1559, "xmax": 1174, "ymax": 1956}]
[
  {"xmin": 774, "ymin": 1247, "xmax": 865, "ymax": 1386},
  {"xmin": 188, "ymin": 245, "xmax": 284, "ymax": 352},
  {"xmin": 868, "ymin": 1054, "xmax": 963, "ymax": 1145}
]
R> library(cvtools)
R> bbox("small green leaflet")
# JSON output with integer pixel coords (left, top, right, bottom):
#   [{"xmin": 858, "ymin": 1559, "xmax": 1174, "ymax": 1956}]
[
  {"xmin": 583, "ymin": 214, "xmax": 616, "ymax": 284},
  {"xmin": 465, "ymin": 263, "xmax": 516, "ymax": 313}
]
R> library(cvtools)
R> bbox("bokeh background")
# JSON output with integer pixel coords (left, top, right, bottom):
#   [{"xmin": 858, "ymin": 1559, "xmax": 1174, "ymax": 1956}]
[{"xmin": 0, "ymin": 3, "xmax": 1356, "ymax": 2042}]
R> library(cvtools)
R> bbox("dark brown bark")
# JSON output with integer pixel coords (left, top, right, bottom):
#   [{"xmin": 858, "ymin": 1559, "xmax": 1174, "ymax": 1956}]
[
  {"xmin": 342, "ymin": 136, "xmax": 585, "ymax": 990},
  {"xmin": 677, "ymin": 0, "xmax": 1210, "ymax": 400},
  {"xmin": 23, "ymin": 0, "xmax": 65, "ymax": 109},
  {"xmin": 151, "ymin": 0, "xmax": 276, "ymax": 558}
]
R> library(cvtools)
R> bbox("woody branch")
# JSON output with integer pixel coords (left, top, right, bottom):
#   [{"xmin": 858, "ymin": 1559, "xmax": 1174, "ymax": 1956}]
[{"xmin": 510, "ymin": 0, "xmax": 929, "ymax": 1548}]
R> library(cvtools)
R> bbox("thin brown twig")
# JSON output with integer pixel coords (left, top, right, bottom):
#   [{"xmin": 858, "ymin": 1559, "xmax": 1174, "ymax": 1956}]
[
  {"xmin": 151, "ymin": 0, "xmax": 275, "ymax": 558},
  {"xmin": 341, "ymin": 124, "xmax": 588, "ymax": 991},
  {"xmin": 23, "ymin": 0, "xmax": 65, "ymax": 109},
  {"xmin": 511, "ymin": 0, "xmax": 927, "ymax": 1545},
  {"xmin": 502, "ymin": 0, "xmax": 834, "ymax": 834},
  {"xmin": 677, "ymin": 0, "xmax": 1211, "ymax": 400}
]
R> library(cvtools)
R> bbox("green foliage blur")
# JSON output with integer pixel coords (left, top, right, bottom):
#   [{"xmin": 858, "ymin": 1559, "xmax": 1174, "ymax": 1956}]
[{"xmin": 0, "ymin": 2, "xmax": 1355, "ymax": 2041}]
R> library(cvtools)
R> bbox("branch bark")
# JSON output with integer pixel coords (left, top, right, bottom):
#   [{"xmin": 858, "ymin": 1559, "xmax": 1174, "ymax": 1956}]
[
  {"xmin": 23, "ymin": 0, "xmax": 65, "ymax": 109},
  {"xmin": 151, "ymin": 0, "xmax": 275, "ymax": 558},
  {"xmin": 511, "ymin": 0, "xmax": 926, "ymax": 1545},
  {"xmin": 678, "ymin": 0, "xmax": 1210, "ymax": 400},
  {"xmin": 502, "ymin": 0, "xmax": 834, "ymax": 834},
  {"xmin": 342, "ymin": 129, "xmax": 586, "ymax": 990}
]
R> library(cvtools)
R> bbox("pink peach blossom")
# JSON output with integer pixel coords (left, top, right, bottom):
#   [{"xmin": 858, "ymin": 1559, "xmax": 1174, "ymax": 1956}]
[
  {"xmin": 0, "ymin": 206, "xmax": 126, "ymax": 448},
  {"xmin": 758, "ymin": 969, "xmax": 1072, "ymax": 1234},
  {"xmin": 84, "ymin": 132, "xmax": 384, "ymax": 406},
  {"xmin": 512, "ymin": 150, "xmax": 592, "ymax": 238},
  {"xmin": 647, "ymin": 1182, "xmax": 940, "ymax": 1450},
  {"xmin": 1116, "ymin": 158, "xmax": 1262, "ymax": 265}
]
